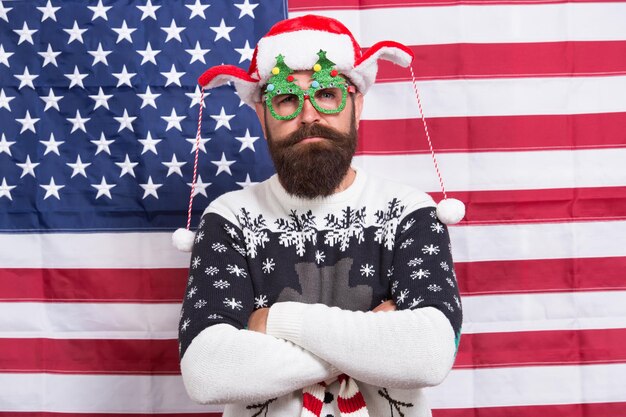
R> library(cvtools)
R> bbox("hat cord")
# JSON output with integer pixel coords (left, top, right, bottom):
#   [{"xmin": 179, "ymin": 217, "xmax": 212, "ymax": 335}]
[
  {"xmin": 185, "ymin": 88, "xmax": 205, "ymax": 231},
  {"xmin": 409, "ymin": 65, "xmax": 448, "ymax": 200}
]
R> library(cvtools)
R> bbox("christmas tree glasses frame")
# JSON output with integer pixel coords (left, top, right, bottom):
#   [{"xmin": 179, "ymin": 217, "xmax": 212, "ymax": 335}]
[{"xmin": 262, "ymin": 50, "xmax": 356, "ymax": 121}]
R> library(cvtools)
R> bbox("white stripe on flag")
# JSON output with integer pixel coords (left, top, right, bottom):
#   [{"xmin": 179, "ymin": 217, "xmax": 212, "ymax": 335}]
[
  {"xmin": 0, "ymin": 373, "xmax": 221, "ymax": 413},
  {"xmin": 290, "ymin": 3, "xmax": 626, "ymax": 45},
  {"xmin": 3, "ymin": 219, "xmax": 626, "ymax": 268},
  {"xmin": 354, "ymin": 149, "xmax": 626, "ymax": 192},
  {"xmin": 427, "ymin": 363, "xmax": 626, "ymax": 408},
  {"xmin": 362, "ymin": 77, "xmax": 626, "ymax": 119},
  {"xmin": 449, "ymin": 220, "xmax": 626, "ymax": 262},
  {"xmin": 1, "ymin": 364, "xmax": 626, "ymax": 412},
  {"xmin": 2, "ymin": 291, "xmax": 626, "ymax": 338},
  {"xmin": 462, "ymin": 291, "xmax": 626, "ymax": 334}
]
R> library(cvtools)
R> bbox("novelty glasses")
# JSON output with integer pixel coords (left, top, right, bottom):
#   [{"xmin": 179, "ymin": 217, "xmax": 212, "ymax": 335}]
[{"xmin": 263, "ymin": 79, "xmax": 356, "ymax": 121}]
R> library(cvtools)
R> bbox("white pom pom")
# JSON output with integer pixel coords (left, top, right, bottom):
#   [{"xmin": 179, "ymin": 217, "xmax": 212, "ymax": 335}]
[
  {"xmin": 436, "ymin": 198, "xmax": 465, "ymax": 225},
  {"xmin": 172, "ymin": 228, "xmax": 195, "ymax": 252}
]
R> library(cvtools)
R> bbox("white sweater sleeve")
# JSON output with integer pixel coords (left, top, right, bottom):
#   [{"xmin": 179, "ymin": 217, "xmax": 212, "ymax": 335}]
[
  {"xmin": 265, "ymin": 303, "xmax": 457, "ymax": 389},
  {"xmin": 180, "ymin": 322, "xmax": 341, "ymax": 405}
]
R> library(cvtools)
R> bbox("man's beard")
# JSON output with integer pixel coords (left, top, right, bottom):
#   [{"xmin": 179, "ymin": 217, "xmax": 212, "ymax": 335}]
[{"xmin": 265, "ymin": 104, "xmax": 358, "ymax": 199}]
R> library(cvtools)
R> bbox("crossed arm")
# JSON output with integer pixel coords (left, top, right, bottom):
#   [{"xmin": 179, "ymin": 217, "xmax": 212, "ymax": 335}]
[{"xmin": 180, "ymin": 301, "xmax": 456, "ymax": 404}]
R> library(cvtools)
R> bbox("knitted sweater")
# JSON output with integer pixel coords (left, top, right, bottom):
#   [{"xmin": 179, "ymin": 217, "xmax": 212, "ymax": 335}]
[{"xmin": 178, "ymin": 168, "xmax": 463, "ymax": 417}]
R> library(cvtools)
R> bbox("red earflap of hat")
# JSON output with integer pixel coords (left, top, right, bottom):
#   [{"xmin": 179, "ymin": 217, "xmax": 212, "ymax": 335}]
[
  {"xmin": 356, "ymin": 40, "xmax": 413, "ymax": 70},
  {"xmin": 197, "ymin": 64, "xmax": 261, "ymax": 106}
]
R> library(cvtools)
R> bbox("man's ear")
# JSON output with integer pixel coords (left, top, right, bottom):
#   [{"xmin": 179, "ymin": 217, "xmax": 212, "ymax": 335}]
[
  {"xmin": 254, "ymin": 101, "xmax": 267, "ymax": 138},
  {"xmin": 353, "ymin": 92, "xmax": 364, "ymax": 129}
]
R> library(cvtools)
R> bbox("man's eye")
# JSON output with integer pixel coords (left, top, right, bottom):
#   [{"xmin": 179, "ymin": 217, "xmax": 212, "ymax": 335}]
[{"xmin": 279, "ymin": 95, "xmax": 296, "ymax": 104}]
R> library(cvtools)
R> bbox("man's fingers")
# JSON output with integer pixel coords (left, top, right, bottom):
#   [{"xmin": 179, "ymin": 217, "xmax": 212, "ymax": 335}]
[{"xmin": 372, "ymin": 299, "xmax": 397, "ymax": 312}]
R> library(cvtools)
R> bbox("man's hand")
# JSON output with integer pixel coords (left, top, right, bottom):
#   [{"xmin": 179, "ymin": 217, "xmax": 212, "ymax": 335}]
[
  {"xmin": 248, "ymin": 307, "xmax": 269, "ymax": 333},
  {"xmin": 372, "ymin": 299, "xmax": 397, "ymax": 313}
]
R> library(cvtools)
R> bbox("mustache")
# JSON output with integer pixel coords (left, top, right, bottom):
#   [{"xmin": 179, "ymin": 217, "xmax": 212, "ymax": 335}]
[{"xmin": 277, "ymin": 123, "xmax": 349, "ymax": 148}]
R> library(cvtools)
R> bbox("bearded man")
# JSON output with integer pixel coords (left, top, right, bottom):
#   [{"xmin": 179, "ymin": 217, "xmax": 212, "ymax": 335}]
[{"xmin": 176, "ymin": 14, "xmax": 463, "ymax": 417}]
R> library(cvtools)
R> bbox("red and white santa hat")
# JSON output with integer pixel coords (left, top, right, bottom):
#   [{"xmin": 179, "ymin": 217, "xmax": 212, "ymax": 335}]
[{"xmin": 197, "ymin": 14, "xmax": 414, "ymax": 106}]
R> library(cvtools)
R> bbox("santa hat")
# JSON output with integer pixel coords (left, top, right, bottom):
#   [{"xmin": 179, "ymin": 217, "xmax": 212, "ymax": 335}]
[
  {"xmin": 197, "ymin": 14, "xmax": 413, "ymax": 107},
  {"xmin": 173, "ymin": 14, "xmax": 465, "ymax": 252}
]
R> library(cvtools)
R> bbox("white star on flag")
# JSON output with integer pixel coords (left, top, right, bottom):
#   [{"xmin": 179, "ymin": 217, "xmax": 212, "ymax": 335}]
[
  {"xmin": 236, "ymin": 174, "xmax": 258, "ymax": 189},
  {"xmin": 186, "ymin": 136, "xmax": 210, "ymax": 153},
  {"xmin": 112, "ymin": 65, "xmax": 136, "ymax": 87},
  {"xmin": 89, "ymin": 87, "xmax": 113, "ymax": 110},
  {"xmin": 210, "ymin": 107, "xmax": 235, "ymax": 130},
  {"xmin": 17, "ymin": 155, "xmax": 40, "ymax": 178},
  {"xmin": 91, "ymin": 177, "xmax": 116, "ymax": 199},
  {"xmin": 161, "ymin": 19, "xmax": 185, "ymax": 42},
  {"xmin": 40, "ymin": 133, "xmax": 64, "ymax": 156},
  {"xmin": 87, "ymin": 0, "xmax": 112, "ymax": 21},
  {"xmin": 187, "ymin": 175, "xmax": 211, "ymax": 197},
  {"xmin": 138, "ymin": 131, "xmax": 161, "ymax": 155},
  {"xmin": 88, "ymin": 43, "xmax": 112, "ymax": 66},
  {"xmin": 64, "ymin": 21, "xmax": 87, "ymax": 44},
  {"xmin": 39, "ymin": 44, "xmax": 61, "ymax": 67},
  {"xmin": 211, "ymin": 152, "xmax": 236, "ymax": 176},
  {"xmin": 0, "ymin": 45, "xmax": 14, "ymax": 67},
  {"xmin": 186, "ymin": 41, "xmax": 210, "ymax": 64},
  {"xmin": 235, "ymin": 129, "xmax": 259, "ymax": 152},
  {"xmin": 14, "ymin": 22, "xmax": 37, "ymax": 45},
  {"xmin": 114, "ymin": 109, "xmax": 137, "ymax": 132},
  {"xmin": 0, "ymin": 133, "xmax": 16, "ymax": 156},
  {"xmin": 0, "ymin": 178, "xmax": 16, "ymax": 201},
  {"xmin": 67, "ymin": 155, "xmax": 91, "ymax": 178},
  {"xmin": 37, "ymin": 0, "xmax": 60, "ymax": 22},
  {"xmin": 91, "ymin": 132, "xmax": 114, "ymax": 155},
  {"xmin": 115, "ymin": 154, "xmax": 138, "ymax": 178},
  {"xmin": 162, "ymin": 108, "xmax": 185, "ymax": 131},
  {"xmin": 137, "ymin": 0, "xmax": 160, "ymax": 21},
  {"xmin": 186, "ymin": 0, "xmax": 210, "ymax": 19},
  {"xmin": 140, "ymin": 176, "xmax": 162, "ymax": 199},
  {"xmin": 15, "ymin": 67, "xmax": 38, "ymax": 89},
  {"xmin": 67, "ymin": 109, "xmax": 90, "ymax": 133},
  {"xmin": 234, "ymin": 0, "xmax": 259, "ymax": 19},
  {"xmin": 137, "ymin": 42, "xmax": 161, "ymax": 65},
  {"xmin": 0, "ymin": 2, "xmax": 12, "ymax": 22},
  {"xmin": 138, "ymin": 86, "xmax": 160, "ymax": 109},
  {"xmin": 40, "ymin": 88, "xmax": 62, "ymax": 111},
  {"xmin": 40, "ymin": 178, "xmax": 64, "ymax": 200},
  {"xmin": 161, "ymin": 64, "xmax": 184, "ymax": 87},
  {"xmin": 65, "ymin": 66, "xmax": 88, "ymax": 88},
  {"xmin": 163, "ymin": 154, "xmax": 187, "ymax": 177},
  {"xmin": 0, "ymin": 89, "xmax": 15, "ymax": 111},
  {"xmin": 16, "ymin": 110, "xmax": 40, "ymax": 134},
  {"xmin": 186, "ymin": 85, "xmax": 208, "ymax": 108},
  {"xmin": 235, "ymin": 40, "xmax": 254, "ymax": 63},
  {"xmin": 112, "ymin": 21, "xmax": 136, "ymax": 44},
  {"xmin": 210, "ymin": 19, "xmax": 234, "ymax": 42}
]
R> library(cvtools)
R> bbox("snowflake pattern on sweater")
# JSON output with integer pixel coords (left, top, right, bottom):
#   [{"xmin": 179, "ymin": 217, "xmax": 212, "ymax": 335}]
[{"xmin": 178, "ymin": 174, "xmax": 463, "ymax": 361}]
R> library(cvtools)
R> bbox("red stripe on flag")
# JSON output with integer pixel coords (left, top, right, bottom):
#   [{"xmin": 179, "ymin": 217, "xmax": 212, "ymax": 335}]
[
  {"xmin": 0, "ymin": 338, "xmax": 180, "ymax": 374},
  {"xmin": 357, "ymin": 113, "xmax": 626, "ymax": 154},
  {"xmin": 289, "ymin": 0, "xmax": 626, "ymax": 11},
  {"xmin": 375, "ymin": 42, "xmax": 626, "ymax": 81},
  {"xmin": 3, "ymin": 328, "xmax": 626, "ymax": 374},
  {"xmin": 2, "ymin": 253, "xmax": 626, "ymax": 303},
  {"xmin": 455, "ymin": 257, "xmax": 626, "ymax": 296},
  {"xmin": 455, "ymin": 328, "xmax": 626, "ymax": 369},
  {"xmin": 0, "ymin": 268, "xmax": 187, "ymax": 302},
  {"xmin": 0, "ymin": 414, "xmax": 222, "ymax": 417},
  {"xmin": 432, "ymin": 402, "xmax": 626, "ymax": 417},
  {"xmin": 432, "ymin": 187, "xmax": 626, "ymax": 226}
]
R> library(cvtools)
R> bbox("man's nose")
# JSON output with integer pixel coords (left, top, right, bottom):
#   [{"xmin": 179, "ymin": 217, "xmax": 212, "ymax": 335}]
[{"xmin": 300, "ymin": 94, "xmax": 320, "ymax": 124}]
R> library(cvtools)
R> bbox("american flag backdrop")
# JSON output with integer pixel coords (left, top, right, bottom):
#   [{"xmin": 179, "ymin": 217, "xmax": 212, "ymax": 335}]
[{"xmin": 1, "ymin": 0, "xmax": 626, "ymax": 416}]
